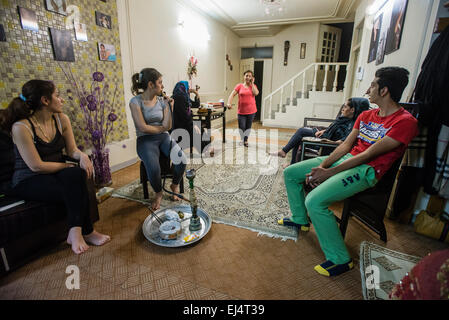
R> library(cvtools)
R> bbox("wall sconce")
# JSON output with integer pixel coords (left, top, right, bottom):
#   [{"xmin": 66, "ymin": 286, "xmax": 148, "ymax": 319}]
[{"xmin": 177, "ymin": 15, "xmax": 211, "ymax": 45}]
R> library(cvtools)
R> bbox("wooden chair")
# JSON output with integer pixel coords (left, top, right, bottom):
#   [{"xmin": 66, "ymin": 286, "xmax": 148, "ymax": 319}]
[
  {"xmin": 140, "ymin": 154, "xmax": 184, "ymax": 200},
  {"xmin": 336, "ymin": 157, "xmax": 402, "ymax": 242}
]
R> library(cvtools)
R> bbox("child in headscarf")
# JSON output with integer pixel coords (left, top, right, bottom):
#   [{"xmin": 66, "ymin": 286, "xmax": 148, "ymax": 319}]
[{"xmin": 172, "ymin": 81, "xmax": 213, "ymax": 156}]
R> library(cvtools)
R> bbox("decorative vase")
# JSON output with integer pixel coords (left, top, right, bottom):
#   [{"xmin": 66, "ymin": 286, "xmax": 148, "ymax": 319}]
[{"xmin": 91, "ymin": 148, "xmax": 112, "ymax": 187}]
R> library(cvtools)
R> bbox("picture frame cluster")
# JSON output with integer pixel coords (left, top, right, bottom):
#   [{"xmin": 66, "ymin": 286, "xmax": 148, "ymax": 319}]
[{"xmin": 12, "ymin": 0, "xmax": 116, "ymax": 63}]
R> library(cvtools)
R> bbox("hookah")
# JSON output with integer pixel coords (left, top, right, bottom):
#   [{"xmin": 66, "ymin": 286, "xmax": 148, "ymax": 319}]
[{"xmin": 185, "ymin": 169, "xmax": 201, "ymax": 231}]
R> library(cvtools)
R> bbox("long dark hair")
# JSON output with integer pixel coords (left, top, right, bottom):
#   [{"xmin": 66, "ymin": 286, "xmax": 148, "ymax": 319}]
[
  {"xmin": 0, "ymin": 80, "xmax": 55, "ymax": 133},
  {"xmin": 131, "ymin": 68, "xmax": 162, "ymax": 96}
]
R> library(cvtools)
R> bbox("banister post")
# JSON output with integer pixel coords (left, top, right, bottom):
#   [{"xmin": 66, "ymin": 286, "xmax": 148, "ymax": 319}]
[
  {"xmin": 312, "ymin": 64, "xmax": 318, "ymax": 92},
  {"xmin": 322, "ymin": 64, "xmax": 329, "ymax": 92},
  {"xmin": 333, "ymin": 64, "xmax": 340, "ymax": 92}
]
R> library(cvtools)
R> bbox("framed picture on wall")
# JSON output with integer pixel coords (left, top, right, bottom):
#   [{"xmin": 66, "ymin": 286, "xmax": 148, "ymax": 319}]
[
  {"xmin": 49, "ymin": 28, "xmax": 75, "ymax": 62},
  {"xmin": 45, "ymin": 0, "xmax": 68, "ymax": 16},
  {"xmin": 367, "ymin": 13, "xmax": 382, "ymax": 63},
  {"xmin": 375, "ymin": 1, "xmax": 394, "ymax": 65},
  {"xmin": 300, "ymin": 43, "xmax": 306, "ymax": 59},
  {"xmin": 95, "ymin": 11, "xmax": 112, "ymax": 29},
  {"xmin": 0, "ymin": 24, "xmax": 6, "ymax": 42},
  {"xmin": 18, "ymin": 7, "xmax": 39, "ymax": 32},
  {"xmin": 74, "ymin": 22, "xmax": 88, "ymax": 41},
  {"xmin": 385, "ymin": 0, "xmax": 408, "ymax": 54},
  {"xmin": 98, "ymin": 42, "xmax": 116, "ymax": 61}
]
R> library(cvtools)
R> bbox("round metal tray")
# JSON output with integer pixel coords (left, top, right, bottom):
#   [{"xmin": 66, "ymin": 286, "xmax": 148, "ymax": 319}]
[{"xmin": 142, "ymin": 204, "xmax": 212, "ymax": 247}]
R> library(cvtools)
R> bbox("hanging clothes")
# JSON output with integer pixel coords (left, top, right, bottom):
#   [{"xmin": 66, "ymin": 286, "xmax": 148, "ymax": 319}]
[{"xmin": 413, "ymin": 25, "xmax": 449, "ymax": 196}]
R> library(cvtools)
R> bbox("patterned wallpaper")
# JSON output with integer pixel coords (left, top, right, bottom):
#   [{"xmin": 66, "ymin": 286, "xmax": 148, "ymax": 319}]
[{"xmin": 0, "ymin": 0, "xmax": 129, "ymax": 149}]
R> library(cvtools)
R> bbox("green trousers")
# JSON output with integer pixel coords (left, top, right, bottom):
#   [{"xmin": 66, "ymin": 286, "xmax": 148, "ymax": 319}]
[{"xmin": 283, "ymin": 153, "xmax": 377, "ymax": 264}]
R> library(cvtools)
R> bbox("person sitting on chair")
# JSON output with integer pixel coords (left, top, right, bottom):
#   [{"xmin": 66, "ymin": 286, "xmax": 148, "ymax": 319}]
[
  {"xmin": 129, "ymin": 68, "xmax": 187, "ymax": 211},
  {"xmin": 0, "ymin": 80, "xmax": 110, "ymax": 255},
  {"xmin": 271, "ymin": 97, "xmax": 370, "ymax": 167},
  {"xmin": 278, "ymin": 67, "xmax": 418, "ymax": 277},
  {"xmin": 172, "ymin": 81, "xmax": 214, "ymax": 156}
]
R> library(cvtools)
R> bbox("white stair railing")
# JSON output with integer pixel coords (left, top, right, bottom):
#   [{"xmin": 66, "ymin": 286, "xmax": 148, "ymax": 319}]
[{"xmin": 262, "ymin": 62, "xmax": 348, "ymax": 121}]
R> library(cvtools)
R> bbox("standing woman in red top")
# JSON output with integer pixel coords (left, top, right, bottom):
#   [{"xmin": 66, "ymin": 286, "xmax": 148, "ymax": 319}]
[{"xmin": 226, "ymin": 70, "xmax": 259, "ymax": 147}]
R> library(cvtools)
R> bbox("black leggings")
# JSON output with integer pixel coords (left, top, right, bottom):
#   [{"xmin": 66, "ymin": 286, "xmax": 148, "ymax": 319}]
[
  {"xmin": 238, "ymin": 113, "xmax": 256, "ymax": 142},
  {"xmin": 11, "ymin": 167, "xmax": 94, "ymax": 235}
]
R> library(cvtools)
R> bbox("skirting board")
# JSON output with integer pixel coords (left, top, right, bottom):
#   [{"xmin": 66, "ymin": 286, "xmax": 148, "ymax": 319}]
[{"xmin": 111, "ymin": 156, "xmax": 139, "ymax": 173}]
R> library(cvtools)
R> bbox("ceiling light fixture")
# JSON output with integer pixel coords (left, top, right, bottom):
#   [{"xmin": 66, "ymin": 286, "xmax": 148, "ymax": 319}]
[{"xmin": 260, "ymin": 0, "xmax": 286, "ymax": 17}]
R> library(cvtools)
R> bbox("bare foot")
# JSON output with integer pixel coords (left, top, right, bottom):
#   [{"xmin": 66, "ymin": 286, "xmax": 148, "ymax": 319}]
[
  {"xmin": 67, "ymin": 227, "xmax": 89, "ymax": 255},
  {"xmin": 270, "ymin": 149, "xmax": 286, "ymax": 158},
  {"xmin": 170, "ymin": 183, "xmax": 181, "ymax": 201},
  {"xmin": 84, "ymin": 230, "xmax": 111, "ymax": 246},
  {"xmin": 282, "ymin": 163, "xmax": 290, "ymax": 169},
  {"xmin": 152, "ymin": 192, "xmax": 163, "ymax": 210}
]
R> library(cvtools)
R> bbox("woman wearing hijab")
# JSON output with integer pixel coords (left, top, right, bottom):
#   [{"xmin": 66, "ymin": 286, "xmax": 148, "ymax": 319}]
[
  {"xmin": 172, "ymin": 81, "xmax": 213, "ymax": 156},
  {"xmin": 271, "ymin": 97, "xmax": 370, "ymax": 167}
]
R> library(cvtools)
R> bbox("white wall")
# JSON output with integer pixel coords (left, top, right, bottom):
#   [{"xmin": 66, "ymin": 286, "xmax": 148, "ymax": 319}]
[
  {"xmin": 349, "ymin": 0, "xmax": 436, "ymax": 101},
  {"xmin": 109, "ymin": 0, "xmax": 241, "ymax": 170},
  {"xmin": 239, "ymin": 23, "xmax": 321, "ymax": 95}
]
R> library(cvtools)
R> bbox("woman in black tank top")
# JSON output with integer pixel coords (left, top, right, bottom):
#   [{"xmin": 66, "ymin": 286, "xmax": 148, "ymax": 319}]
[{"xmin": 0, "ymin": 80, "xmax": 111, "ymax": 255}]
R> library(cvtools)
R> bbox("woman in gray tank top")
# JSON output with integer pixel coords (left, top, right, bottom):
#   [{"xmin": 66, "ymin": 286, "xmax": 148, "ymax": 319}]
[{"xmin": 129, "ymin": 68, "xmax": 186, "ymax": 210}]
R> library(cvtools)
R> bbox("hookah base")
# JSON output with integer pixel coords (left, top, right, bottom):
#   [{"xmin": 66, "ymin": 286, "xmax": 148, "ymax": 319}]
[{"xmin": 189, "ymin": 216, "xmax": 202, "ymax": 232}]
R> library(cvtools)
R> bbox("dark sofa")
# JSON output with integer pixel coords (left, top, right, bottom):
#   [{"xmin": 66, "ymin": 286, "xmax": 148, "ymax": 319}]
[{"xmin": 0, "ymin": 131, "xmax": 99, "ymax": 277}]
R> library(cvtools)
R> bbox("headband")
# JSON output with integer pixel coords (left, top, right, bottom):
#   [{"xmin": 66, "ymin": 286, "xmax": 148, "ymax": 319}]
[{"xmin": 19, "ymin": 94, "xmax": 27, "ymax": 102}]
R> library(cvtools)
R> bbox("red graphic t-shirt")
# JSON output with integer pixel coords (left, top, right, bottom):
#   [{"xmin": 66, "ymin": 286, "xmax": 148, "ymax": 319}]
[
  {"xmin": 234, "ymin": 83, "xmax": 258, "ymax": 115},
  {"xmin": 351, "ymin": 107, "xmax": 418, "ymax": 179}
]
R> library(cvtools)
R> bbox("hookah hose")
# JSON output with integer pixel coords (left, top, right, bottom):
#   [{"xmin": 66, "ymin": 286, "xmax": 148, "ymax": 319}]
[{"xmin": 160, "ymin": 92, "xmax": 189, "ymax": 202}]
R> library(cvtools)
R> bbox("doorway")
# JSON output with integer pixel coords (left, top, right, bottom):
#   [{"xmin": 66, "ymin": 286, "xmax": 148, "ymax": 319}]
[{"xmin": 254, "ymin": 60, "xmax": 264, "ymax": 121}]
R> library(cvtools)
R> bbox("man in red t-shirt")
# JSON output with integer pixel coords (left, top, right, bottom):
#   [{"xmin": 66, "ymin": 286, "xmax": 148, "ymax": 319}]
[{"xmin": 278, "ymin": 67, "xmax": 418, "ymax": 277}]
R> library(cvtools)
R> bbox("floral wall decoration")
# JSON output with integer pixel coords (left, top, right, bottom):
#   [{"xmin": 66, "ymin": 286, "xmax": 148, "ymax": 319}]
[
  {"xmin": 63, "ymin": 67, "xmax": 118, "ymax": 186},
  {"xmin": 187, "ymin": 55, "xmax": 198, "ymax": 80}
]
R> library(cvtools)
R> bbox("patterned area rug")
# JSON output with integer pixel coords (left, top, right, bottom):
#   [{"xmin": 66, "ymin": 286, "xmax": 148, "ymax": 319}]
[
  {"xmin": 112, "ymin": 142, "xmax": 298, "ymax": 240},
  {"xmin": 359, "ymin": 241, "xmax": 421, "ymax": 300}
]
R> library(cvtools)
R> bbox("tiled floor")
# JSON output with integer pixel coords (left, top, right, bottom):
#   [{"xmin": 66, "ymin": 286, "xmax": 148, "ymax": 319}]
[{"xmin": 1, "ymin": 121, "xmax": 447, "ymax": 300}]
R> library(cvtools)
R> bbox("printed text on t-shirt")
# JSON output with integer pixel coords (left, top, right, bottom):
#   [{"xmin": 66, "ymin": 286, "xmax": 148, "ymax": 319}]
[{"xmin": 358, "ymin": 121, "xmax": 390, "ymax": 145}]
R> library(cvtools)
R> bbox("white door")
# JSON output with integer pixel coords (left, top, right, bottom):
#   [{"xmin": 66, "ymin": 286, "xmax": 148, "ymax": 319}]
[
  {"xmin": 316, "ymin": 25, "xmax": 342, "ymax": 91},
  {"xmin": 260, "ymin": 59, "xmax": 272, "ymax": 121},
  {"xmin": 240, "ymin": 58, "xmax": 254, "ymax": 79},
  {"xmin": 317, "ymin": 25, "xmax": 342, "ymax": 64}
]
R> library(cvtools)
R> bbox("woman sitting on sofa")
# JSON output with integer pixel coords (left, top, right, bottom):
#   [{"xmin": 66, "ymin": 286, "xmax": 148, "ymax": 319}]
[
  {"xmin": 0, "ymin": 79, "xmax": 111, "ymax": 255},
  {"xmin": 271, "ymin": 97, "xmax": 370, "ymax": 167}
]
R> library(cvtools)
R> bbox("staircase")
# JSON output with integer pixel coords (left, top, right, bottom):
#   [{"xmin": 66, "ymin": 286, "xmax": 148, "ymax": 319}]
[{"xmin": 262, "ymin": 62, "xmax": 349, "ymax": 128}]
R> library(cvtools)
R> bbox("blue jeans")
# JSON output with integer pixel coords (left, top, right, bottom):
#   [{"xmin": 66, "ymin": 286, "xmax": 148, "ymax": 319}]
[
  {"xmin": 137, "ymin": 133, "xmax": 186, "ymax": 193},
  {"xmin": 238, "ymin": 113, "xmax": 256, "ymax": 142},
  {"xmin": 282, "ymin": 127, "xmax": 317, "ymax": 164}
]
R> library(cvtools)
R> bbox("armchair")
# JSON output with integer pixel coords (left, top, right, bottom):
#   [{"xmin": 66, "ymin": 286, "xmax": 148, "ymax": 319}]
[{"xmin": 299, "ymin": 117, "xmax": 338, "ymax": 161}]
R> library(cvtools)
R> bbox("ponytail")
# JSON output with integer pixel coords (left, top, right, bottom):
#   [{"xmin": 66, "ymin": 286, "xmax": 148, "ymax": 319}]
[
  {"xmin": 0, "ymin": 79, "xmax": 55, "ymax": 133},
  {"xmin": 131, "ymin": 68, "xmax": 162, "ymax": 96}
]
